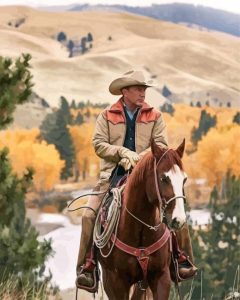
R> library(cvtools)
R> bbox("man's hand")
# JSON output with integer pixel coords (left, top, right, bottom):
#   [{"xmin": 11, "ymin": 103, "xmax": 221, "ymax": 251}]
[
  {"xmin": 118, "ymin": 158, "xmax": 132, "ymax": 171},
  {"xmin": 118, "ymin": 148, "xmax": 140, "ymax": 168}
]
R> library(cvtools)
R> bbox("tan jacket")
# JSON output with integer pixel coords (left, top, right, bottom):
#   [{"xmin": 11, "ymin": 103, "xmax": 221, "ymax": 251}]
[{"xmin": 92, "ymin": 98, "xmax": 168, "ymax": 182}]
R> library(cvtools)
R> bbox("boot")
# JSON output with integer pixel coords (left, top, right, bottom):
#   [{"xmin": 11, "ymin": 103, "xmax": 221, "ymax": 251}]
[
  {"xmin": 171, "ymin": 225, "xmax": 198, "ymax": 281},
  {"xmin": 76, "ymin": 206, "xmax": 96, "ymax": 289}
]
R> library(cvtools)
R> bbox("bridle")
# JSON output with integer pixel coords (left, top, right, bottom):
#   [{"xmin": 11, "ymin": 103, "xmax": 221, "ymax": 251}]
[{"xmin": 125, "ymin": 149, "xmax": 186, "ymax": 230}]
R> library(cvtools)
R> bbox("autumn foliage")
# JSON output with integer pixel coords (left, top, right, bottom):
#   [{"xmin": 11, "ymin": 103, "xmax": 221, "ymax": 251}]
[
  {"xmin": 0, "ymin": 103, "xmax": 238, "ymax": 197},
  {"xmin": 69, "ymin": 123, "xmax": 100, "ymax": 179},
  {"xmin": 0, "ymin": 128, "xmax": 65, "ymax": 191}
]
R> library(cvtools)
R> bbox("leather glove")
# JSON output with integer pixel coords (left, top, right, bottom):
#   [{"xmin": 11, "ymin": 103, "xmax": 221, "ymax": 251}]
[
  {"xmin": 118, "ymin": 147, "xmax": 140, "ymax": 168},
  {"xmin": 118, "ymin": 158, "xmax": 132, "ymax": 171}
]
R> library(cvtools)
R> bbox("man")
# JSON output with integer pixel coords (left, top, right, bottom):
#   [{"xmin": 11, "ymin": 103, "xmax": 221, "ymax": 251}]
[{"xmin": 76, "ymin": 70, "xmax": 197, "ymax": 291}]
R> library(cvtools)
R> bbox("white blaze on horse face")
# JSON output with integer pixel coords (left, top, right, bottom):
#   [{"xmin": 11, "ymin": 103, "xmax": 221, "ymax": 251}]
[{"xmin": 165, "ymin": 164, "xmax": 187, "ymax": 228}]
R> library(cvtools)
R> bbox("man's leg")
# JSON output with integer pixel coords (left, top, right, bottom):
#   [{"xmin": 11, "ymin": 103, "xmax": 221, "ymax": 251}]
[
  {"xmin": 76, "ymin": 195, "xmax": 99, "ymax": 267},
  {"xmin": 76, "ymin": 180, "xmax": 110, "ymax": 289},
  {"xmin": 175, "ymin": 223, "xmax": 193, "ymax": 262},
  {"xmin": 174, "ymin": 223, "xmax": 197, "ymax": 280}
]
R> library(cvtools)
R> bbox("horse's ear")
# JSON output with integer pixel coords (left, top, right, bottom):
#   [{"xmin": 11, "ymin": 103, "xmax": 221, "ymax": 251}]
[
  {"xmin": 176, "ymin": 139, "xmax": 185, "ymax": 158},
  {"xmin": 151, "ymin": 139, "xmax": 165, "ymax": 158}
]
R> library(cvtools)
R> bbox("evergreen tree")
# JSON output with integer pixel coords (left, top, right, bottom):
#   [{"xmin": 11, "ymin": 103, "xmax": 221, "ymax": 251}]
[
  {"xmin": 78, "ymin": 101, "xmax": 85, "ymax": 109},
  {"xmin": 57, "ymin": 31, "xmax": 67, "ymax": 42},
  {"xmin": 0, "ymin": 149, "xmax": 52, "ymax": 282},
  {"xmin": 70, "ymin": 99, "xmax": 77, "ymax": 109},
  {"xmin": 0, "ymin": 54, "xmax": 33, "ymax": 128},
  {"xmin": 162, "ymin": 85, "xmax": 172, "ymax": 98},
  {"xmin": 233, "ymin": 112, "xmax": 240, "ymax": 124},
  {"xmin": 0, "ymin": 54, "xmax": 52, "ymax": 294},
  {"xmin": 160, "ymin": 102, "xmax": 175, "ymax": 116},
  {"xmin": 67, "ymin": 40, "xmax": 74, "ymax": 57},
  {"xmin": 196, "ymin": 101, "xmax": 202, "ymax": 107},
  {"xmin": 81, "ymin": 37, "xmax": 87, "ymax": 54},
  {"xmin": 191, "ymin": 175, "xmax": 240, "ymax": 299},
  {"xmin": 75, "ymin": 112, "xmax": 84, "ymax": 125},
  {"xmin": 87, "ymin": 32, "xmax": 93, "ymax": 42},
  {"xmin": 40, "ymin": 96, "xmax": 74, "ymax": 179},
  {"xmin": 191, "ymin": 109, "xmax": 216, "ymax": 144}
]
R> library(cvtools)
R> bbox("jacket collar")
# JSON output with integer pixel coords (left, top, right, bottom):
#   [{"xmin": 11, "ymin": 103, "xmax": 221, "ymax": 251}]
[{"xmin": 109, "ymin": 98, "xmax": 153, "ymax": 113}]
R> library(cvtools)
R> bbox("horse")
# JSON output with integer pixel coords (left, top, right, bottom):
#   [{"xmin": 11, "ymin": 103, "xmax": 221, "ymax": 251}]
[{"xmin": 97, "ymin": 139, "xmax": 187, "ymax": 300}]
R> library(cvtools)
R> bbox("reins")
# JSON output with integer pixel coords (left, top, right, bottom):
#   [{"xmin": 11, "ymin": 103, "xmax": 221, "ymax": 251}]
[{"xmin": 125, "ymin": 149, "xmax": 186, "ymax": 230}]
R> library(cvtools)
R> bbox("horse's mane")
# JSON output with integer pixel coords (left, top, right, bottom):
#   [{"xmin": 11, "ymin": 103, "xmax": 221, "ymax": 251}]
[{"xmin": 128, "ymin": 149, "xmax": 183, "ymax": 187}]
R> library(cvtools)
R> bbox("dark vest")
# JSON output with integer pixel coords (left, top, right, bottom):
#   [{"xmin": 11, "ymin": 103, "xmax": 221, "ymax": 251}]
[
  {"xmin": 122, "ymin": 106, "xmax": 138, "ymax": 151},
  {"xmin": 112, "ymin": 107, "xmax": 139, "ymax": 183}
]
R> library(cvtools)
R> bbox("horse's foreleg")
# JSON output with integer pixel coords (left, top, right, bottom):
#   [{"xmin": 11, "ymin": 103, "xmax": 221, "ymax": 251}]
[
  {"xmin": 130, "ymin": 285, "xmax": 153, "ymax": 300},
  {"xmin": 148, "ymin": 270, "xmax": 171, "ymax": 300},
  {"xmin": 102, "ymin": 268, "xmax": 131, "ymax": 300}
]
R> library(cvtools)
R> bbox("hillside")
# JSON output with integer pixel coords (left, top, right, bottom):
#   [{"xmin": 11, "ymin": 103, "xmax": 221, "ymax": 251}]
[
  {"xmin": 0, "ymin": 6, "xmax": 239, "ymax": 108},
  {"xmin": 69, "ymin": 3, "xmax": 240, "ymax": 37}
]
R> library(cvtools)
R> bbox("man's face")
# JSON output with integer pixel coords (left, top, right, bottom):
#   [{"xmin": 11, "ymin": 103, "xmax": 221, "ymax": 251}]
[{"xmin": 122, "ymin": 85, "xmax": 147, "ymax": 107}]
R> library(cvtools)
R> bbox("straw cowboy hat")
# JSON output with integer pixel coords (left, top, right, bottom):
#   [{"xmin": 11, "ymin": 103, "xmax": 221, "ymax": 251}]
[{"xmin": 109, "ymin": 70, "xmax": 155, "ymax": 95}]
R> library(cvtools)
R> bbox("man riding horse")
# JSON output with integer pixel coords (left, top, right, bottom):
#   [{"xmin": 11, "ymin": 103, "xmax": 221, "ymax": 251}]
[{"xmin": 76, "ymin": 70, "xmax": 197, "ymax": 291}]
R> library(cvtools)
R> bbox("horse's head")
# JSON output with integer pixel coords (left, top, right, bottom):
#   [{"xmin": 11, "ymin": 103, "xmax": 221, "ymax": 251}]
[{"xmin": 147, "ymin": 139, "xmax": 187, "ymax": 230}]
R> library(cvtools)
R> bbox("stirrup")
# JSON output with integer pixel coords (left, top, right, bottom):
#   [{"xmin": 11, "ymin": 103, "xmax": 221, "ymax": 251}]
[
  {"xmin": 76, "ymin": 260, "xmax": 99, "ymax": 293},
  {"xmin": 170, "ymin": 255, "xmax": 198, "ymax": 282}
]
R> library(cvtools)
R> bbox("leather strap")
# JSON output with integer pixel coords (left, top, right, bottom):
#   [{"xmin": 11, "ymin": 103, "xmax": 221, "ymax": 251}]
[{"xmin": 111, "ymin": 227, "xmax": 170, "ymax": 283}]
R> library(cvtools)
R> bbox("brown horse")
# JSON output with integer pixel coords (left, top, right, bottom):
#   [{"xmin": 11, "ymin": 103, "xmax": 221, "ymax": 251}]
[{"xmin": 98, "ymin": 139, "xmax": 187, "ymax": 300}]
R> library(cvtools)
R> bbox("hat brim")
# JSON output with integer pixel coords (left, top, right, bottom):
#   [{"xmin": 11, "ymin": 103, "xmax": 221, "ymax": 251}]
[{"xmin": 109, "ymin": 78, "xmax": 155, "ymax": 95}]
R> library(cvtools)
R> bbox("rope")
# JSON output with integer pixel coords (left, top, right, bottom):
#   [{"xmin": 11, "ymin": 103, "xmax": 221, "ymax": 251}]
[{"xmin": 93, "ymin": 184, "xmax": 125, "ymax": 258}]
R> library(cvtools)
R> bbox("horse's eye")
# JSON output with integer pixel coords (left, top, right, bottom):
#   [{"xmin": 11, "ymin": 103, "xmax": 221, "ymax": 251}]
[{"xmin": 160, "ymin": 175, "xmax": 168, "ymax": 183}]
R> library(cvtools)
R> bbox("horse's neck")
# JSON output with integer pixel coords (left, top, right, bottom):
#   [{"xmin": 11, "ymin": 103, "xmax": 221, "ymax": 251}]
[{"xmin": 122, "ymin": 174, "xmax": 158, "ymax": 225}]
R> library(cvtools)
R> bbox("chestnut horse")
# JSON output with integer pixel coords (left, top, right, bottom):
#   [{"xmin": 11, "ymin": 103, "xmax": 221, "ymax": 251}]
[{"xmin": 98, "ymin": 140, "xmax": 187, "ymax": 300}]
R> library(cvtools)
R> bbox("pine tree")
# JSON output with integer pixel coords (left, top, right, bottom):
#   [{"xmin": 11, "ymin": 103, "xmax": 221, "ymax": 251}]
[
  {"xmin": 160, "ymin": 102, "xmax": 175, "ymax": 116},
  {"xmin": 162, "ymin": 85, "xmax": 172, "ymax": 98},
  {"xmin": 191, "ymin": 109, "xmax": 216, "ymax": 144},
  {"xmin": 75, "ymin": 111, "xmax": 84, "ymax": 125},
  {"xmin": 233, "ymin": 112, "xmax": 240, "ymax": 124},
  {"xmin": 0, "ymin": 54, "xmax": 33, "ymax": 128},
  {"xmin": 0, "ymin": 54, "xmax": 52, "ymax": 294},
  {"xmin": 190, "ymin": 175, "xmax": 240, "ymax": 299},
  {"xmin": 40, "ymin": 96, "xmax": 74, "ymax": 179},
  {"xmin": 0, "ymin": 149, "xmax": 52, "ymax": 281}
]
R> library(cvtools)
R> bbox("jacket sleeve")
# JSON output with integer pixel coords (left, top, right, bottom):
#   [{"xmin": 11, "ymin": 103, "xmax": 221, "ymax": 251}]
[
  {"xmin": 92, "ymin": 111, "xmax": 122, "ymax": 163},
  {"xmin": 139, "ymin": 113, "xmax": 168, "ymax": 158}
]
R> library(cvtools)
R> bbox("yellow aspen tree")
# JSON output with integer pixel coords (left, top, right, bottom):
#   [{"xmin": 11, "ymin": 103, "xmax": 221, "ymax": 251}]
[{"xmin": 0, "ymin": 128, "xmax": 65, "ymax": 191}]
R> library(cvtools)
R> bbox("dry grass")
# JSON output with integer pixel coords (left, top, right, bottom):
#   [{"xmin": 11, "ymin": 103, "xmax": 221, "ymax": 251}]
[{"xmin": 0, "ymin": 6, "xmax": 239, "ymax": 107}]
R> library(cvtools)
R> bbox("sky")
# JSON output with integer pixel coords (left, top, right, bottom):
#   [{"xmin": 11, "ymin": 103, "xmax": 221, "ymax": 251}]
[{"xmin": 0, "ymin": 0, "xmax": 240, "ymax": 14}]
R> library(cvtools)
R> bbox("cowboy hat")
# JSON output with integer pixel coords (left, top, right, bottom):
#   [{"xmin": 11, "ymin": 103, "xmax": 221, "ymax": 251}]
[{"xmin": 109, "ymin": 70, "xmax": 155, "ymax": 95}]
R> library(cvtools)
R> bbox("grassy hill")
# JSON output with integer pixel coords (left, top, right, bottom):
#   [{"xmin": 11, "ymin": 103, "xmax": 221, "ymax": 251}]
[{"xmin": 0, "ymin": 5, "xmax": 239, "ymax": 108}]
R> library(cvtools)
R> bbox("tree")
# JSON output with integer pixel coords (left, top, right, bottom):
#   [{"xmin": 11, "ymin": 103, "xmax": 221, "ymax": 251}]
[
  {"xmin": 75, "ymin": 112, "xmax": 84, "ymax": 125},
  {"xmin": 87, "ymin": 32, "xmax": 93, "ymax": 42},
  {"xmin": 162, "ymin": 85, "xmax": 172, "ymax": 98},
  {"xmin": 0, "ymin": 54, "xmax": 33, "ymax": 128},
  {"xmin": 81, "ymin": 36, "xmax": 87, "ymax": 54},
  {"xmin": 57, "ymin": 31, "xmax": 67, "ymax": 42},
  {"xmin": 196, "ymin": 101, "xmax": 202, "ymax": 107},
  {"xmin": 71, "ymin": 99, "xmax": 77, "ymax": 109},
  {"xmin": 40, "ymin": 96, "xmax": 74, "ymax": 179},
  {"xmin": 67, "ymin": 40, "xmax": 74, "ymax": 57},
  {"xmin": 191, "ymin": 109, "xmax": 216, "ymax": 145},
  {"xmin": 78, "ymin": 101, "xmax": 85, "ymax": 109},
  {"xmin": 0, "ymin": 54, "xmax": 52, "ymax": 295},
  {"xmin": 233, "ymin": 112, "xmax": 240, "ymax": 124},
  {"xmin": 0, "ymin": 149, "xmax": 52, "ymax": 280},
  {"xmin": 190, "ymin": 175, "xmax": 240, "ymax": 299},
  {"xmin": 160, "ymin": 102, "xmax": 175, "ymax": 116},
  {"xmin": 0, "ymin": 128, "xmax": 64, "ymax": 192}
]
